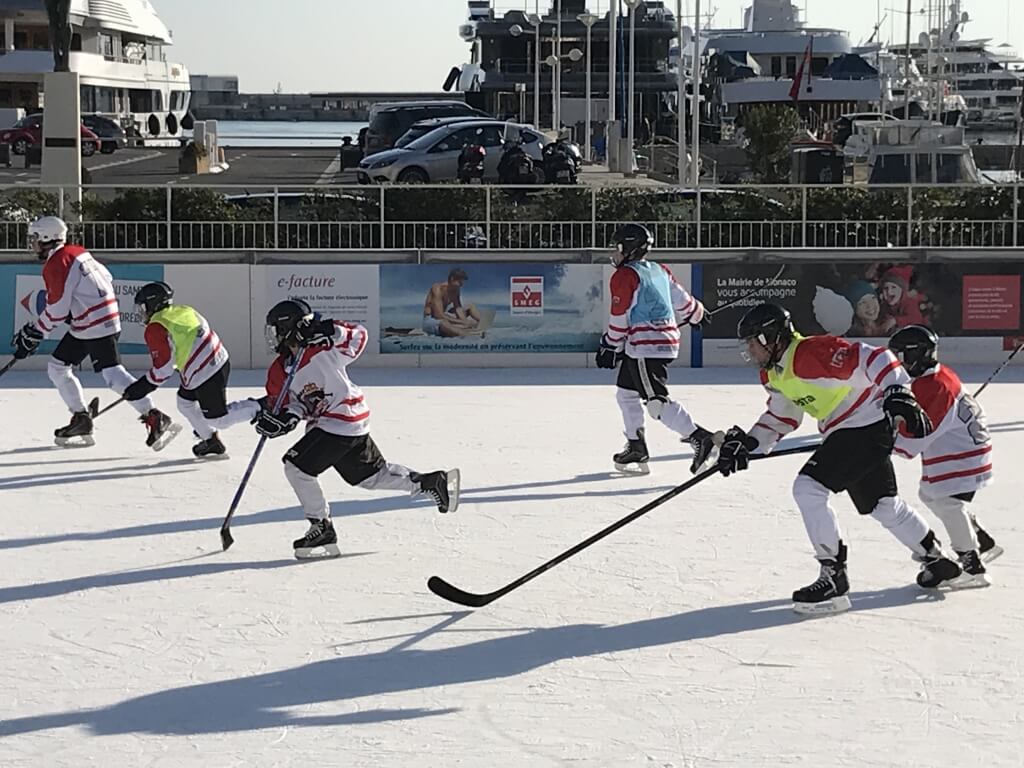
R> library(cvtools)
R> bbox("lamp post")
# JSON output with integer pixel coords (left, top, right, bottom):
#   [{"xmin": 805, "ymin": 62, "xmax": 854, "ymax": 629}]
[
  {"xmin": 578, "ymin": 11, "xmax": 598, "ymax": 162},
  {"xmin": 510, "ymin": 11, "xmax": 544, "ymax": 128},
  {"xmin": 546, "ymin": 47, "xmax": 585, "ymax": 134},
  {"xmin": 624, "ymin": 0, "xmax": 642, "ymax": 175},
  {"xmin": 554, "ymin": 0, "xmax": 563, "ymax": 132},
  {"xmin": 691, "ymin": 0, "xmax": 702, "ymax": 186},
  {"xmin": 608, "ymin": 1, "xmax": 618, "ymax": 168},
  {"xmin": 676, "ymin": 0, "xmax": 692, "ymax": 186}
]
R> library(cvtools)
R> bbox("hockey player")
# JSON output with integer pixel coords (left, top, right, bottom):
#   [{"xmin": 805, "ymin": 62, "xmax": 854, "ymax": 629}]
[
  {"xmin": 122, "ymin": 281, "xmax": 259, "ymax": 458},
  {"xmin": 889, "ymin": 325, "xmax": 1001, "ymax": 586},
  {"xmin": 715, "ymin": 303, "xmax": 963, "ymax": 615},
  {"xmin": 597, "ymin": 223, "xmax": 717, "ymax": 475},
  {"xmin": 254, "ymin": 299, "xmax": 461, "ymax": 559},
  {"xmin": 9, "ymin": 216, "xmax": 177, "ymax": 450}
]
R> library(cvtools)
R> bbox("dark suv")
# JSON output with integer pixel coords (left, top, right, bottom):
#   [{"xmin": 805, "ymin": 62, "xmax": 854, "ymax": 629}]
[
  {"xmin": 363, "ymin": 101, "xmax": 488, "ymax": 156},
  {"xmin": 82, "ymin": 114, "xmax": 127, "ymax": 154}
]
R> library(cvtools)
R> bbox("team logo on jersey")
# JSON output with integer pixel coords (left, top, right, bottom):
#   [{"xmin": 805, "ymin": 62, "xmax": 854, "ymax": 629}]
[
  {"xmin": 297, "ymin": 383, "xmax": 332, "ymax": 419},
  {"xmin": 510, "ymin": 276, "xmax": 543, "ymax": 316},
  {"xmin": 830, "ymin": 347, "xmax": 849, "ymax": 369}
]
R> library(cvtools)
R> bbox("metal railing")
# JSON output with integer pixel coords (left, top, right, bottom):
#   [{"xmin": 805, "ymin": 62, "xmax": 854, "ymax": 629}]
[{"xmin": 0, "ymin": 183, "xmax": 1019, "ymax": 252}]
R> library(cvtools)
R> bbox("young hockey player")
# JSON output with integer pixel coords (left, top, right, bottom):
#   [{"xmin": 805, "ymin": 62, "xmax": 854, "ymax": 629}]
[
  {"xmin": 122, "ymin": 281, "xmax": 259, "ymax": 458},
  {"xmin": 715, "ymin": 303, "xmax": 963, "ymax": 615},
  {"xmin": 9, "ymin": 216, "xmax": 178, "ymax": 450},
  {"xmin": 254, "ymin": 299, "xmax": 461, "ymax": 559},
  {"xmin": 597, "ymin": 223, "xmax": 718, "ymax": 475},
  {"xmin": 888, "ymin": 325, "xmax": 1001, "ymax": 586}
]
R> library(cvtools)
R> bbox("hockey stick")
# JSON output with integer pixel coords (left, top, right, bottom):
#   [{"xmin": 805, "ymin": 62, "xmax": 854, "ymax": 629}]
[
  {"xmin": 88, "ymin": 396, "xmax": 124, "ymax": 419},
  {"xmin": 707, "ymin": 264, "xmax": 787, "ymax": 318},
  {"xmin": 428, "ymin": 443, "xmax": 819, "ymax": 608},
  {"xmin": 219, "ymin": 351, "xmax": 303, "ymax": 551},
  {"xmin": 0, "ymin": 357, "xmax": 17, "ymax": 380},
  {"xmin": 973, "ymin": 340, "xmax": 1024, "ymax": 398}
]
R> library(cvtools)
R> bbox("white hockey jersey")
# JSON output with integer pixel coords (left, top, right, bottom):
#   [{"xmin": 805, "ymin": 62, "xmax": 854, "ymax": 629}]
[
  {"xmin": 34, "ymin": 244, "xmax": 121, "ymax": 340},
  {"xmin": 894, "ymin": 364, "xmax": 993, "ymax": 498},
  {"xmin": 265, "ymin": 321, "xmax": 370, "ymax": 437}
]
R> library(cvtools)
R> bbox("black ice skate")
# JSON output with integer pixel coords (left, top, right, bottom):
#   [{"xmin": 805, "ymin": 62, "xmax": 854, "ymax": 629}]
[
  {"xmin": 972, "ymin": 515, "xmax": 1004, "ymax": 563},
  {"xmin": 54, "ymin": 410, "xmax": 95, "ymax": 448},
  {"xmin": 412, "ymin": 469, "xmax": 461, "ymax": 513},
  {"xmin": 140, "ymin": 408, "xmax": 182, "ymax": 452},
  {"xmin": 916, "ymin": 532, "xmax": 963, "ymax": 589},
  {"xmin": 192, "ymin": 432, "xmax": 228, "ymax": 460},
  {"xmin": 792, "ymin": 542, "xmax": 851, "ymax": 616},
  {"xmin": 685, "ymin": 425, "xmax": 724, "ymax": 474},
  {"xmin": 950, "ymin": 550, "xmax": 991, "ymax": 589},
  {"xmin": 293, "ymin": 518, "xmax": 341, "ymax": 560},
  {"xmin": 613, "ymin": 428, "xmax": 650, "ymax": 475}
]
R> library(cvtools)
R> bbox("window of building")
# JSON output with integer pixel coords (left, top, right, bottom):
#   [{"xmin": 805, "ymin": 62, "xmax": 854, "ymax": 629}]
[
  {"xmin": 785, "ymin": 56, "xmax": 797, "ymax": 77},
  {"xmin": 771, "ymin": 56, "xmax": 782, "ymax": 77}
]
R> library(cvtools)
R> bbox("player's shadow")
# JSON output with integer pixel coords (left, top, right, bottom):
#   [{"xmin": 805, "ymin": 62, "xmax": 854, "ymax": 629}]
[
  {"xmin": 0, "ymin": 459, "xmax": 199, "ymax": 491},
  {"xmin": 988, "ymin": 419, "xmax": 1024, "ymax": 434},
  {"xmin": 0, "ymin": 553, "xmax": 372, "ymax": 605},
  {"xmin": 0, "ymin": 585, "xmax": 941, "ymax": 738}
]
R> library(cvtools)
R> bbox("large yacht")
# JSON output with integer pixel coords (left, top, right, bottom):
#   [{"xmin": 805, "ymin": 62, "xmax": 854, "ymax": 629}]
[{"xmin": 0, "ymin": 0, "xmax": 190, "ymax": 145}]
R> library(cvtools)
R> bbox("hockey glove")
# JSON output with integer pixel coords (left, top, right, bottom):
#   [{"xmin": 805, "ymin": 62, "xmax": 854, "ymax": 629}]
[
  {"xmin": 11, "ymin": 323, "xmax": 42, "ymax": 359},
  {"xmin": 717, "ymin": 426, "xmax": 758, "ymax": 477},
  {"xmin": 297, "ymin": 316, "xmax": 336, "ymax": 347},
  {"xmin": 255, "ymin": 409, "xmax": 301, "ymax": 439},
  {"xmin": 883, "ymin": 385, "xmax": 933, "ymax": 439},
  {"xmin": 681, "ymin": 299, "xmax": 707, "ymax": 328},
  {"xmin": 123, "ymin": 376, "xmax": 159, "ymax": 402},
  {"xmin": 595, "ymin": 338, "xmax": 619, "ymax": 369}
]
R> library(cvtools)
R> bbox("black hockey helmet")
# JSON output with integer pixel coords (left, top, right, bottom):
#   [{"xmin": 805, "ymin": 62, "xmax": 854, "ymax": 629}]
[
  {"xmin": 737, "ymin": 302, "xmax": 795, "ymax": 368},
  {"xmin": 889, "ymin": 324, "xmax": 938, "ymax": 378},
  {"xmin": 135, "ymin": 281, "xmax": 173, "ymax": 319},
  {"xmin": 610, "ymin": 223, "xmax": 654, "ymax": 267},
  {"xmin": 266, "ymin": 298, "xmax": 313, "ymax": 354}
]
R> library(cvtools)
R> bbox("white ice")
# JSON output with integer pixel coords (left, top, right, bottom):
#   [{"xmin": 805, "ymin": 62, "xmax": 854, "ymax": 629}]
[{"xmin": 1, "ymin": 366, "xmax": 1022, "ymax": 767}]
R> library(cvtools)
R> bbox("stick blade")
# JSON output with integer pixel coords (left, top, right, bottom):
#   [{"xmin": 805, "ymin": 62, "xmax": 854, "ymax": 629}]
[
  {"xmin": 88, "ymin": 397, "xmax": 100, "ymax": 418},
  {"xmin": 220, "ymin": 524, "xmax": 234, "ymax": 551},
  {"xmin": 427, "ymin": 576, "xmax": 495, "ymax": 608}
]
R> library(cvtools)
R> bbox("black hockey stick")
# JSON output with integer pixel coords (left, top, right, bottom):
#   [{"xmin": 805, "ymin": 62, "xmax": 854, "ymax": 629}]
[
  {"xmin": 88, "ymin": 396, "xmax": 124, "ymax": 419},
  {"xmin": 428, "ymin": 443, "xmax": 819, "ymax": 608},
  {"xmin": 973, "ymin": 340, "xmax": 1024, "ymax": 398},
  {"xmin": 220, "ymin": 351, "xmax": 303, "ymax": 551},
  {"xmin": 0, "ymin": 357, "xmax": 17, "ymax": 380},
  {"xmin": 707, "ymin": 264, "xmax": 787, "ymax": 318}
]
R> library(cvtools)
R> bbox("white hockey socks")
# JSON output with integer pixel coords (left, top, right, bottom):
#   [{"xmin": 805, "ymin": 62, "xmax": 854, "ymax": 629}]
[
  {"xmin": 616, "ymin": 387, "xmax": 645, "ymax": 440},
  {"xmin": 870, "ymin": 495, "xmax": 931, "ymax": 556},
  {"xmin": 284, "ymin": 461, "xmax": 330, "ymax": 521},
  {"xmin": 793, "ymin": 474, "xmax": 845, "ymax": 559},
  {"xmin": 357, "ymin": 463, "xmax": 418, "ymax": 493},
  {"xmin": 922, "ymin": 494, "xmax": 978, "ymax": 553},
  {"xmin": 47, "ymin": 360, "xmax": 87, "ymax": 413},
  {"xmin": 646, "ymin": 398, "xmax": 697, "ymax": 438},
  {"xmin": 102, "ymin": 365, "xmax": 155, "ymax": 415},
  {"xmin": 176, "ymin": 396, "xmax": 215, "ymax": 440},
  {"xmin": 208, "ymin": 399, "xmax": 262, "ymax": 432}
]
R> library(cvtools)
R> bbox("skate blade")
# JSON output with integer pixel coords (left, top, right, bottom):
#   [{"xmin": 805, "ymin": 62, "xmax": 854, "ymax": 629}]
[
  {"xmin": 981, "ymin": 545, "xmax": 1004, "ymax": 564},
  {"xmin": 446, "ymin": 468, "xmax": 461, "ymax": 513},
  {"xmin": 194, "ymin": 452, "xmax": 230, "ymax": 461},
  {"xmin": 54, "ymin": 435, "xmax": 95, "ymax": 448},
  {"xmin": 793, "ymin": 595, "xmax": 851, "ymax": 616},
  {"xmin": 294, "ymin": 543, "xmax": 341, "ymax": 560},
  {"xmin": 149, "ymin": 423, "xmax": 183, "ymax": 452},
  {"xmin": 614, "ymin": 461, "xmax": 650, "ymax": 475},
  {"xmin": 935, "ymin": 572, "xmax": 991, "ymax": 590}
]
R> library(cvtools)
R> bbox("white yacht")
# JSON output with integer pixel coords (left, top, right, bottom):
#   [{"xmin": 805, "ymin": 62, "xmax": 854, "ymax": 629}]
[
  {"xmin": 843, "ymin": 119, "xmax": 981, "ymax": 184},
  {"xmin": 0, "ymin": 0, "xmax": 190, "ymax": 145}
]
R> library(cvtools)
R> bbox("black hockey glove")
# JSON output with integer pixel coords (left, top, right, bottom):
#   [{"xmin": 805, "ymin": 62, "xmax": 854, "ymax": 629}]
[
  {"xmin": 255, "ymin": 409, "xmax": 301, "ymax": 439},
  {"xmin": 883, "ymin": 384, "xmax": 933, "ymax": 439},
  {"xmin": 595, "ymin": 339, "xmax": 619, "ymax": 369},
  {"xmin": 297, "ymin": 316, "xmax": 336, "ymax": 347},
  {"xmin": 123, "ymin": 376, "xmax": 159, "ymax": 402},
  {"xmin": 717, "ymin": 426, "xmax": 758, "ymax": 477},
  {"xmin": 11, "ymin": 323, "xmax": 42, "ymax": 359}
]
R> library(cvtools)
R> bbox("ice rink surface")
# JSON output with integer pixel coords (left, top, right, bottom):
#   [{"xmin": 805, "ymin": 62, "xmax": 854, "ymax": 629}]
[{"xmin": 1, "ymin": 365, "xmax": 1022, "ymax": 767}]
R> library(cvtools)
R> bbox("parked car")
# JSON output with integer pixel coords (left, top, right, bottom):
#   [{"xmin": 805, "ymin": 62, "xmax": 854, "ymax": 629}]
[
  {"xmin": 81, "ymin": 114, "xmax": 127, "ymax": 154},
  {"xmin": 363, "ymin": 101, "xmax": 489, "ymax": 155},
  {"xmin": 0, "ymin": 113, "xmax": 100, "ymax": 157},
  {"xmin": 357, "ymin": 120, "xmax": 546, "ymax": 184},
  {"xmin": 394, "ymin": 115, "xmax": 494, "ymax": 149}
]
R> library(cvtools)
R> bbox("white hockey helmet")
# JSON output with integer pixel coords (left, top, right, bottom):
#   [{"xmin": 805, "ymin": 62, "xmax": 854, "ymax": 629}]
[{"xmin": 29, "ymin": 215, "xmax": 69, "ymax": 257}]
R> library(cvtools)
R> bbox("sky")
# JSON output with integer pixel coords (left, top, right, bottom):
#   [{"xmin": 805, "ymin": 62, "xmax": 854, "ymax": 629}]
[{"xmin": 156, "ymin": 0, "xmax": 1024, "ymax": 94}]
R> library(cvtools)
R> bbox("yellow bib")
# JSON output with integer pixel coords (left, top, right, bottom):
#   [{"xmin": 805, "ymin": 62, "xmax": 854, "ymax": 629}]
[
  {"xmin": 151, "ymin": 305, "xmax": 202, "ymax": 372},
  {"xmin": 766, "ymin": 333, "xmax": 853, "ymax": 421}
]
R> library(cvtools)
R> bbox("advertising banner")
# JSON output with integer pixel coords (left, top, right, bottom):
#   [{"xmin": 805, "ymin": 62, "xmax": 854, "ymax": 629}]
[
  {"xmin": 701, "ymin": 261, "xmax": 1024, "ymax": 341},
  {"xmin": 379, "ymin": 263, "xmax": 606, "ymax": 354},
  {"xmin": 1, "ymin": 263, "xmax": 164, "ymax": 356}
]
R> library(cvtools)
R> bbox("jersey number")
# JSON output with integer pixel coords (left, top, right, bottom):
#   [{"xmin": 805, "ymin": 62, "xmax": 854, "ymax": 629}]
[{"xmin": 957, "ymin": 395, "xmax": 990, "ymax": 446}]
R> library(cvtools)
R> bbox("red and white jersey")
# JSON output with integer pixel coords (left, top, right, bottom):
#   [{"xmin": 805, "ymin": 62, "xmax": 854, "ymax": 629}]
[
  {"xmin": 749, "ymin": 336, "xmax": 910, "ymax": 451},
  {"xmin": 35, "ymin": 244, "xmax": 121, "ymax": 340},
  {"xmin": 894, "ymin": 364, "xmax": 993, "ymax": 497},
  {"xmin": 143, "ymin": 311, "xmax": 229, "ymax": 391},
  {"xmin": 602, "ymin": 261, "xmax": 703, "ymax": 360},
  {"xmin": 266, "ymin": 321, "xmax": 370, "ymax": 437}
]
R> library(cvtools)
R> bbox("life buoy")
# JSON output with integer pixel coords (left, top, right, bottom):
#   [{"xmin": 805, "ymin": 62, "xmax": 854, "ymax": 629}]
[
  {"xmin": 147, "ymin": 114, "xmax": 160, "ymax": 136},
  {"xmin": 166, "ymin": 113, "xmax": 179, "ymax": 135}
]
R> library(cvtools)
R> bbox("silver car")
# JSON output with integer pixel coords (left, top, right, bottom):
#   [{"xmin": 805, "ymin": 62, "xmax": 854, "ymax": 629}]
[{"xmin": 357, "ymin": 120, "xmax": 546, "ymax": 184}]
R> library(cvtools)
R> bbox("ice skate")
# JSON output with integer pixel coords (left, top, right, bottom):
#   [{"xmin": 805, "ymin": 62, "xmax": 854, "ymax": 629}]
[
  {"xmin": 412, "ymin": 469, "xmax": 461, "ymax": 513},
  {"xmin": 792, "ymin": 543, "xmax": 851, "ymax": 616},
  {"xmin": 613, "ymin": 428, "xmax": 650, "ymax": 475},
  {"xmin": 140, "ymin": 408, "xmax": 182, "ymax": 452},
  {"xmin": 916, "ymin": 535, "xmax": 963, "ymax": 589},
  {"xmin": 192, "ymin": 432, "xmax": 228, "ymax": 460},
  {"xmin": 54, "ymin": 410, "xmax": 95, "ymax": 448},
  {"xmin": 972, "ymin": 516, "xmax": 1003, "ymax": 563},
  {"xmin": 293, "ymin": 518, "xmax": 341, "ymax": 560},
  {"xmin": 946, "ymin": 550, "xmax": 991, "ymax": 589},
  {"xmin": 685, "ymin": 425, "xmax": 723, "ymax": 474}
]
